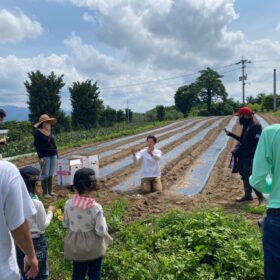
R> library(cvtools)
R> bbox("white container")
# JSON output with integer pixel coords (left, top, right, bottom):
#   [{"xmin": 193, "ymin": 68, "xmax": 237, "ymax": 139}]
[{"xmin": 57, "ymin": 155, "xmax": 99, "ymax": 186}]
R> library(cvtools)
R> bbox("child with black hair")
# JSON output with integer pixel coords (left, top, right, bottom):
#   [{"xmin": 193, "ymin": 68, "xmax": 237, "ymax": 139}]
[
  {"xmin": 63, "ymin": 168, "xmax": 111, "ymax": 280},
  {"xmin": 17, "ymin": 166, "xmax": 54, "ymax": 280}
]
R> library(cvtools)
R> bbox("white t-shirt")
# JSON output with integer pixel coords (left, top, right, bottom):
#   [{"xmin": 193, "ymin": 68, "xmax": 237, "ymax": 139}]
[
  {"xmin": 0, "ymin": 161, "xmax": 36, "ymax": 280},
  {"xmin": 134, "ymin": 148, "xmax": 162, "ymax": 178}
]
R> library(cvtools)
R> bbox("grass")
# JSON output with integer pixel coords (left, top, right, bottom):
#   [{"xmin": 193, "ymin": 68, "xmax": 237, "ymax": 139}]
[{"xmin": 45, "ymin": 198, "xmax": 263, "ymax": 280}]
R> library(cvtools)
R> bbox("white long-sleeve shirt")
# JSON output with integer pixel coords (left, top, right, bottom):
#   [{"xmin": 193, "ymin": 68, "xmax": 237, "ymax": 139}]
[
  {"xmin": 28, "ymin": 199, "xmax": 53, "ymax": 237},
  {"xmin": 133, "ymin": 148, "xmax": 162, "ymax": 178}
]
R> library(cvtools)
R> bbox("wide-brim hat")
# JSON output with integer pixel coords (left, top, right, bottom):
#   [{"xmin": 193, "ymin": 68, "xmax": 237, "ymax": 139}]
[{"xmin": 34, "ymin": 114, "xmax": 57, "ymax": 128}]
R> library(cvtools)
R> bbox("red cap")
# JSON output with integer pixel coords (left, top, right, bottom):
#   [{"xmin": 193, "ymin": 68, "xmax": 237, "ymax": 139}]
[{"xmin": 235, "ymin": 107, "xmax": 253, "ymax": 117}]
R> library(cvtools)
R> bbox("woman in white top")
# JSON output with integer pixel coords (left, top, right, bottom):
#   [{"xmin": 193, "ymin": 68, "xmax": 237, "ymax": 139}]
[
  {"xmin": 132, "ymin": 135, "xmax": 163, "ymax": 193},
  {"xmin": 17, "ymin": 166, "xmax": 54, "ymax": 280}
]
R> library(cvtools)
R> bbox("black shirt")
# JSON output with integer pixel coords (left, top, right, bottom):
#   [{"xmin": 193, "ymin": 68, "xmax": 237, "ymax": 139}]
[
  {"xmin": 229, "ymin": 120, "xmax": 262, "ymax": 160},
  {"xmin": 34, "ymin": 129, "xmax": 57, "ymax": 159}
]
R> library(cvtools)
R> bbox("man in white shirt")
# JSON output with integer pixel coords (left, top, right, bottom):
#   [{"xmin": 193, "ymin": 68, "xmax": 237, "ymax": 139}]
[
  {"xmin": 132, "ymin": 135, "xmax": 163, "ymax": 193},
  {"xmin": 0, "ymin": 160, "xmax": 38, "ymax": 280}
]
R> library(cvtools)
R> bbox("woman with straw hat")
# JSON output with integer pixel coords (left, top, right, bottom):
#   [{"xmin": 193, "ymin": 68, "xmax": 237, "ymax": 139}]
[{"xmin": 34, "ymin": 114, "xmax": 58, "ymax": 198}]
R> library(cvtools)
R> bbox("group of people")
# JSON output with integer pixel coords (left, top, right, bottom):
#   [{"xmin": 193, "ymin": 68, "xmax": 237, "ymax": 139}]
[
  {"xmin": 1, "ymin": 113, "xmax": 111, "ymax": 280},
  {"xmin": 1, "ymin": 107, "xmax": 280, "ymax": 280}
]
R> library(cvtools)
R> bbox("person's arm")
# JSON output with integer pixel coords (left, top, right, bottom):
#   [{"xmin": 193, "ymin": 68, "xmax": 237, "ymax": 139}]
[
  {"xmin": 227, "ymin": 131, "xmax": 241, "ymax": 142},
  {"xmin": 4, "ymin": 167, "xmax": 38, "ymax": 279},
  {"xmin": 36, "ymin": 202, "xmax": 53, "ymax": 231},
  {"xmin": 249, "ymin": 129, "xmax": 273, "ymax": 194},
  {"xmin": 152, "ymin": 149, "xmax": 162, "ymax": 160},
  {"xmin": 252, "ymin": 124, "xmax": 262, "ymax": 152},
  {"xmin": 34, "ymin": 131, "xmax": 44, "ymax": 160},
  {"xmin": 11, "ymin": 220, "xmax": 38, "ymax": 279},
  {"xmin": 133, "ymin": 149, "xmax": 143, "ymax": 162},
  {"xmin": 95, "ymin": 206, "xmax": 108, "ymax": 237}
]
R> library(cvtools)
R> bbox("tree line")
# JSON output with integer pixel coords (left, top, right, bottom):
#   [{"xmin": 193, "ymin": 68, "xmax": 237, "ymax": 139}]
[{"xmin": 25, "ymin": 71, "xmax": 133, "ymax": 132}]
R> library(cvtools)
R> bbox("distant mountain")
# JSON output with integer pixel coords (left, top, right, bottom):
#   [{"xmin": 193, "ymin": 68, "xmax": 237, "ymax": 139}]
[
  {"xmin": 1, "ymin": 105, "xmax": 29, "ymax": 121},
  {"xmin": 0, "ymin": 105, "xmax": 71, "ymax": 122}
]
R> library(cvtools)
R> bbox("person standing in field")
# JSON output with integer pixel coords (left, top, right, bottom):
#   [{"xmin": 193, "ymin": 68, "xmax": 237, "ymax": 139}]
[
  {"xmin": 0, "ymin": 160, "xmax": 39, "ymax": 280},
  {"xmin": 225, "ymin": 107, "xmax": 266, "ymax": 205},
  {"xmin": 0, "ymin": 108, "xmax": 7, "ymax": 146},
  {"xmin": 132, "ymin": 135, "xmax": 163, "ymax": 193},
  {"xmin": 16, "ymin": 166, "xmax": 54, "ymax": 280},
  {"xmin": 34, "ymin": 114, "xmax": 58, "ymax": 198},
  {"xmin": 249, "ymin": 123, "xmax": 280, "ymax": 280},
  {"xmin": 63, "ymin": 168, "xmax": 112, "ymax": 280}
]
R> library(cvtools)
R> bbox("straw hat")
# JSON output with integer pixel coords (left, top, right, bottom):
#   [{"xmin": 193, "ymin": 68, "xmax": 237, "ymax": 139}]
[{"xmin": 34, "ymin": 114, "xmax": 57, "ymax": 128}]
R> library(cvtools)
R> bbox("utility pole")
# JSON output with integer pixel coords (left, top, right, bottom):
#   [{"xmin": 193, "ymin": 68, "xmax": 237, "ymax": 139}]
[
  {"xmin": 236, "ymin": 58, "xmax": 251, "ymax": 105},
  {"xmin": 126, "ymin": 99, "xmax": 129, "ymax": 123},
  {"xmin": 273, "ymin": 69, "xmax": 277, "ymax": 111}
]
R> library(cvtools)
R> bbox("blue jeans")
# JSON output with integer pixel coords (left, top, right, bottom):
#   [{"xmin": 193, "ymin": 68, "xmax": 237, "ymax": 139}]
[
  {"xmin": 16, "ymin": 235, "xmax": 49, "ymax": 280},
  {"xmin": 72, "ymin": 258, "xmax": 102, "ymax": 280},
  {"xmin": 41, "ymin": 155, "xmax": 57, "ymax": 180},
  {"xmin": 263, "ymin": 215, "xmax": 280, "ymax": 279}
]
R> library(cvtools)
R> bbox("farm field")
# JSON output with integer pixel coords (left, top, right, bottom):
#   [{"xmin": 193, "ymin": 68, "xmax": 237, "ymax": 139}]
[{"xmin": 11, "ymin": 114, "xmax": 276, "ymax": 279}]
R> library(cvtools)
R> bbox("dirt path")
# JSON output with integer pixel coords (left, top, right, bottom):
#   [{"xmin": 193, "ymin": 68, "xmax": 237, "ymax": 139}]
[{"xmin": 259, "ymin": 113, "xmax": 279, "ymax": 124}]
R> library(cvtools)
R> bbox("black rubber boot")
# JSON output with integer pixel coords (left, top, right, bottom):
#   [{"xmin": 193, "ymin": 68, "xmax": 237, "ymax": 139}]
[
  {"xmin": 236, "ymin": 180, "xmax": 253, "ymax": 202},
  {"xmin": 41, "ymin": 179, "xmax": 50, "ymax": 197},
  {"xmin": 48, "ymin": 176, "xmax": 57, "ymax": 196}
]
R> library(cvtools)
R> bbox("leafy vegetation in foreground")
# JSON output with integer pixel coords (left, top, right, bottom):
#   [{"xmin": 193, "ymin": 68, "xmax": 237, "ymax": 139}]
[{"xmin": 46, "ymin": 198, "xmax": 263, "ymax": 280}]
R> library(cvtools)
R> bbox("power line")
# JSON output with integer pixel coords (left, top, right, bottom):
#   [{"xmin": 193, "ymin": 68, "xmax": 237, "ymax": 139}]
[{"xmin": 99, "ymin": 62, "xmax": 240, "ymax": 91}]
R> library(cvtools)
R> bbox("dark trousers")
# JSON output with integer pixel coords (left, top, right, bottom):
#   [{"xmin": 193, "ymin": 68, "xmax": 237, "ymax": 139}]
[
  {"xmin": 72, "ymin": 258, "xmax": 102, "ymax": 280},
  {"xmin": 238, "ymin": 158, "xmax": 264, "ymax": 200},
  {"xmin": 16, "ymin": 235, "xmax": 49, "ymax": 280},
  {"xmin": 263, "ymin": 215, "xmax": 280, "ymax": 279}
]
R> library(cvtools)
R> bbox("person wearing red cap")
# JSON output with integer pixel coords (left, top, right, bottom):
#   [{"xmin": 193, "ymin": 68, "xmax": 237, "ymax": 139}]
[{"xmin": 224, "ymin": 106, "xmax": 266, "ymax": 205}]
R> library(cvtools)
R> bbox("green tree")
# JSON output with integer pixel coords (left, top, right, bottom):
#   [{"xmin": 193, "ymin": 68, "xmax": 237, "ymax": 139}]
[
  {"xmin": 196, "ymin": 67, "xmax": 227, "ymax": 112},
  {"xmin": 25, "ymin": 71, "xmax": 66, "ymax": 131},
  {"xmin": 116, "ymin": 110, "xmax": 125, "ymax": 122},
  {"xmin": 69, "ymin": 80, "xmax": 103, "ymax": 129},
  {"xmin": 246, "ymin": 95, "xmax": 256, "ymax": 104},
  {"xmin": 174, "ymin": 83, "xmax": 197, "ymax": 117},
  {"xmin": 100, "ymin": 106, "xmax": 117, "ymax": 127},
  {"xmin": 156, "ymin": 105, "xmax": 165, "ymax": 121},
  {"xmin": 262, "ymin": 94, "xmax": 280, "ymax": 111},
  {"xmin": 255, "ymin": 93, "xmax": 266, "ymax": 105}
]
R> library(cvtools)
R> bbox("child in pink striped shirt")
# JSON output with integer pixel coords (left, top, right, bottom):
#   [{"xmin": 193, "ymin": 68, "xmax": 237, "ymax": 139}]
[{"xmin": 63, "ymin": 168, "xmax": 111, "ymax": 280}]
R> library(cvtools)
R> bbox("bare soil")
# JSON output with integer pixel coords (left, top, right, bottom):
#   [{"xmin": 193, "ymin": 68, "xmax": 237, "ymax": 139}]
[{"xmin": 38, "ymin": 115, "xmax": 274, "ymax": 224}]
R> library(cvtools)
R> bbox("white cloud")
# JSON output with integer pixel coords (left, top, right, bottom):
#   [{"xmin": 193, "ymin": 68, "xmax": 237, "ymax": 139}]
[
  {"xmin": 1, "ymin": 1, "xmax": 280, "ymax": 112},
  {"xmin": 82, "ymin": 12, "xmax": 96, "ymax": 23},
  {"xmin": 0, "ymin": 9, "xmax": 43, "ymax": 43}
]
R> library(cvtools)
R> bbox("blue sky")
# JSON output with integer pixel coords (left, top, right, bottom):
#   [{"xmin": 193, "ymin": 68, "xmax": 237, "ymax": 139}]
[{"xmin": 1, "ymin": 0, "xmax": 280, "ymax": 113}]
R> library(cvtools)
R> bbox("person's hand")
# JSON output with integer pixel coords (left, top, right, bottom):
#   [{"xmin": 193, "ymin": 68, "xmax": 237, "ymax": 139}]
[
  {"xmin": 48, "ymin": 205, "xmax": 55, "ymax": 213},
  {"xmin": 224, "ymin": 128, "xmax": 229, "ymax": 136},
  {"xmin": 147, "ymin": 147, "xmax": 154, "ymax": 155},
  {"xmin": 24, "ymin": 255, "xmax": 39, "ymax": 279},
  {"xmin": 39, "ymin": 158, "xmax": 45, "ymax": 166}
]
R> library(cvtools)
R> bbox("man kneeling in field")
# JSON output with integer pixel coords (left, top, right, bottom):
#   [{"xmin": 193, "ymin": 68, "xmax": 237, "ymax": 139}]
[{"xmin": 132, "ymin": 135, "xmax": 163, "ymax": 194}]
